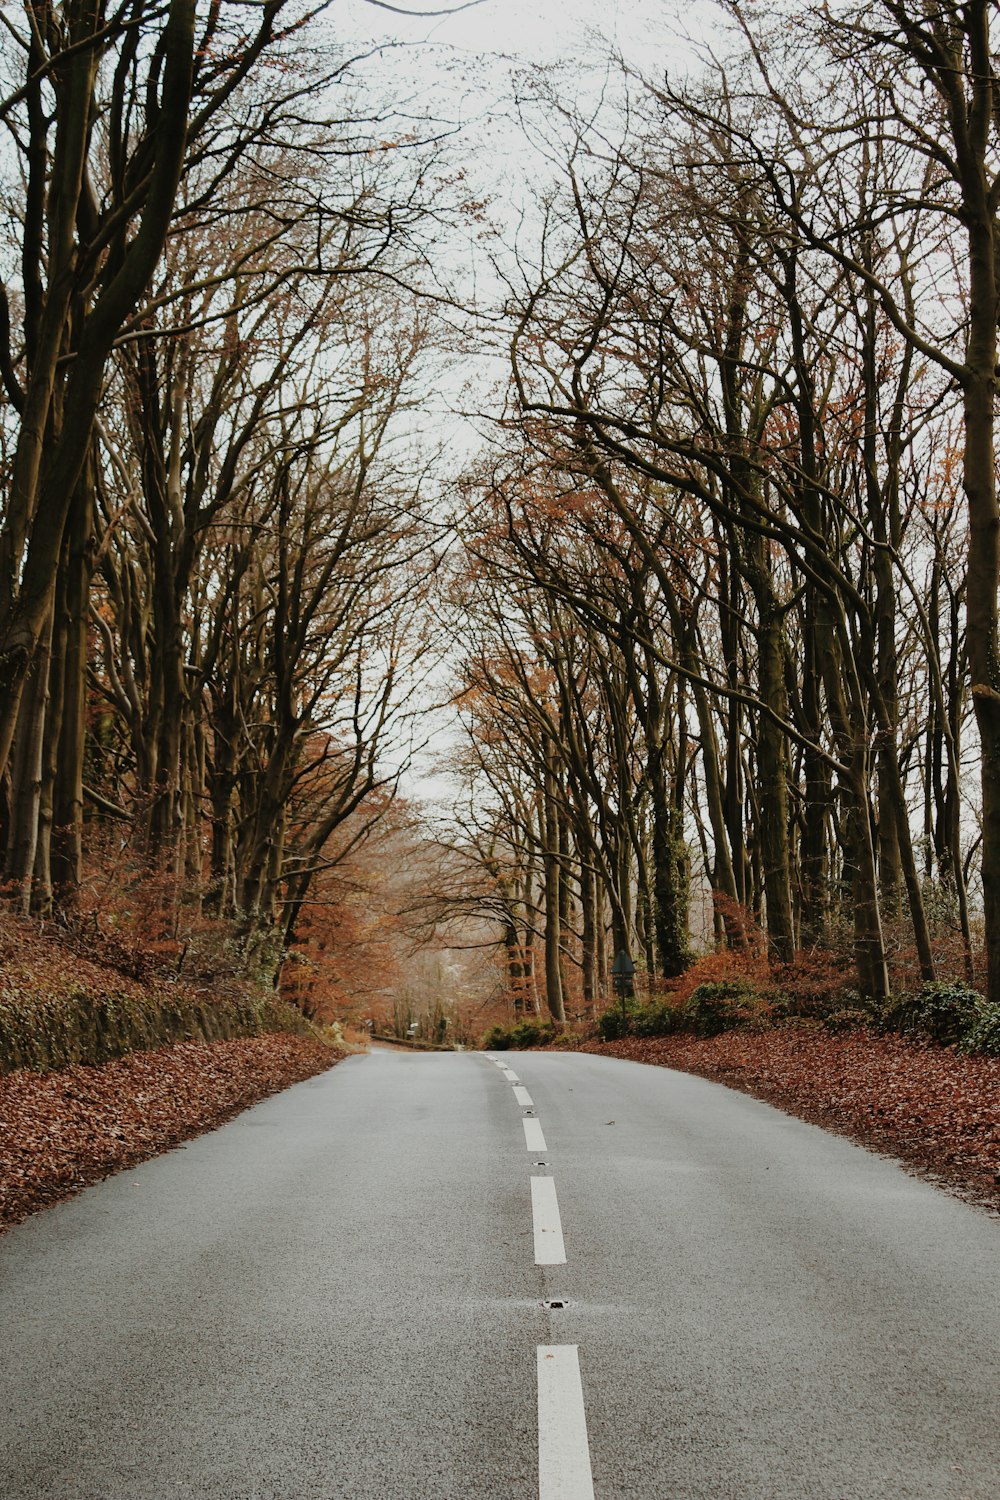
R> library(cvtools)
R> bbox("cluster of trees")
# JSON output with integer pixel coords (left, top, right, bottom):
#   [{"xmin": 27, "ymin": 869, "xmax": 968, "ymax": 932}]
[
  {"xmin": 0, "ymin": 0, "xmax": 443, "ymax": 976},
  {"xmin": 446, "ymin": 1, "xmax": 1000, "ymax": 1018},
  {"xmin": 5, "ymin": 0, "xmax": 1000, "ymax": 1029}
]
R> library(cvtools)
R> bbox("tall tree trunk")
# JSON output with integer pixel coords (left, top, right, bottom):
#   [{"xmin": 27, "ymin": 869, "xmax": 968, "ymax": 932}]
[
  {"xmin": 649, "ymin": 760, "xmax": 689, "ymax": 977},
  {"xmin": 817, "ymin": 620, "xmax": 890, "ymax": 1002},
  {"xmin": 965, "ymin": 218, "xmax": 1000, "ymax": 999},
  {"xmin": 148, "ymin": 627, "xmax": 186, "ymax": 859},
  {"xmin": 754, "ymin": 604, "xmax": 795, "ymax": 962},
  {"xmin": 797, "ymin": 597, "xmax": 830, "ymax": 945},
  {"xmin": 504, "ymin": 919, "xmax": 524, "ymax": 1011},
  {"xmin": 542, "ymin": 749, "xmax": 565, "ymax": 1023},
  {"xmin": 34, "ymin": 597, "xmax": 67, "ymax": 916},
  {"xmin": 581, "ymin": 860, "xmax": 598, "ymax": 1005},
  {"xmin": 4, "ymin": 611, "xmax": 54, "ymax": 912},
  {"xmin": 51, "ymin": 464, "xmax": 95, "ymax": 896},
  {"xmin": 840, "ymin": 759, "xmax": 890, "ymax": 1002}
]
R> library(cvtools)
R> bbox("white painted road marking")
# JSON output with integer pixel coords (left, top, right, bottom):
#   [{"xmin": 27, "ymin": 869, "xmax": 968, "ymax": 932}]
[
  {"xmin": 484, "ymin": 1055, "xmax": 595, "ymax": 1497},
  {"xmin": 537, "ymin": 1346, "xmax": 595, "ymax": 1500},
  {"xmin": 530, "ymin": 1176, "xmax": 566, "ymax": 1264}
]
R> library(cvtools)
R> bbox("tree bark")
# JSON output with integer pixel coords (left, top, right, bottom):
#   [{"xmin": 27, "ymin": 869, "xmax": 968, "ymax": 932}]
[{"xmin": 542, "ymin": 747, "xmax": 566, "ymax": 1023}]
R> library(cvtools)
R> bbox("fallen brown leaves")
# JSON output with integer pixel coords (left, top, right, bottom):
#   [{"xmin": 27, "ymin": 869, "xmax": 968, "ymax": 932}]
[
  {"xmin": 0, "ymin": 1034, "xmax": 343, "ymax": 1232},
  {"xmin": 587, "ymin": 1027, "xmax": 1000, "ymax": 1215}
]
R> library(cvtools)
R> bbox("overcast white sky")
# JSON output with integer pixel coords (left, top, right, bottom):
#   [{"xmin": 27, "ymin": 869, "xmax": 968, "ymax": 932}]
[
  {"xmin": 331, "ymin": 0, "xmax": 708, "ymax": 143},
  {"xmin": 327, "ymin": 0, "xmax": 701, "ymax": 396},
  {"xmin": 336, "ymin": 0, "xmax": 653, "ymax": 66},
  {"xmin": 325, "ymin": 1, "xmax": 710, "ymax": 807}
]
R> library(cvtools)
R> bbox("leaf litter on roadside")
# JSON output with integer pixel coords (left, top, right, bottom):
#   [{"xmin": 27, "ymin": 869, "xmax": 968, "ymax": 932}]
[{"xmin": 0, "ymin": 1035, "xmax": 343, "ymax": 1231}]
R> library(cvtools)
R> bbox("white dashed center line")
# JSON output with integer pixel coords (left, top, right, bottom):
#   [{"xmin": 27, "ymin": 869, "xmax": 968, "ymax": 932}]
[
  {"xmin": 488, "ymin": 1053, "xmax": 595, "ymax": 1495},
  {"xmin": 530, "ymin": 1175, "xmax": 566, "ymax": 1264},
  {"xmin": 537, "ymin": 1345, "xmax": 595, "ymax": 1500}
]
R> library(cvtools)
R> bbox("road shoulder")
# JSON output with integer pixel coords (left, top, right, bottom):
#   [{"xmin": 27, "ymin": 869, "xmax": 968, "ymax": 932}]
[{"xmin": 583, "ymin": 1027, "xmax": 1000, "ymax": 1216}]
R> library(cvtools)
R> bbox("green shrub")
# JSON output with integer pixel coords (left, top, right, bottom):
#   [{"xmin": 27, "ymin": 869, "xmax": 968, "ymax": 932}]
[
  {"xmin": 958, "ymin": 1001, "xmax": 1000, "ymax": 1056},
  {"xmin": 481, "ymin": 1025, "xmax": 512, "ymax": 1050},
  {"xmin": 631, "ymin": 1000, "xmax": 685, "ymax": 1037},
  {"xmin": 597, "ymin": 997, "xmax": 690, "ymax": 1040},
  {"xmin": 881, "ymin": 981, "xmax": 985, "ymax": 1046},
  {"xmin": 596, "ymin": 1001, "xmax": 640, "ymax": 1041},
  {"xmin": 683, "ymin": 980, "xmax": 765, "ymax": 1037},
  {"xmin": 481, "ymin": 1019, "xmax": 554, "ymax": 1050}
]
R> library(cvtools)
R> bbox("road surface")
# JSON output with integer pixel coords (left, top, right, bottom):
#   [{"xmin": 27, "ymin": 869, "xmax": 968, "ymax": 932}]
[{"xmin": 1, "ymin": 1048, "xmax": 998, "ymax": 1498}]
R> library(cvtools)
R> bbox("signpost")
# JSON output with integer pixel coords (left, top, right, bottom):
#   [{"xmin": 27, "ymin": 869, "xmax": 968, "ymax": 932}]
[{"xmin": 611, "ymin": 948, "xmax": 636, "ymax": 1030}]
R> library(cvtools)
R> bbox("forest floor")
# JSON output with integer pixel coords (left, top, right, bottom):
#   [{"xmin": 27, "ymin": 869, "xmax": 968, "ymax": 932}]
[
  {"xmin": 0, "ymin": 1034, "xmax": 345, "ymax": 1232},
  {"xmin": 585, "ymin": 1028, "xmax": 1000, "ymax": 1216}
]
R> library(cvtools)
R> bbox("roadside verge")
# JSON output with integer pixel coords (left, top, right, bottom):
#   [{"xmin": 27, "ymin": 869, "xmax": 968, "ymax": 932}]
[
  {"xmin": 586, "ymin": 1028, "xmax": 1000, "ymax": 1215},
  {"xmin": 0, "ymin": 1034, "xmax": 345, "ymax": 1232}
]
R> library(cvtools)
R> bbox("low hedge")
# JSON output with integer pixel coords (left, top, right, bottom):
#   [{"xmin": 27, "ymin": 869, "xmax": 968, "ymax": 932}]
[{"xmin": 0, "ymin": 986, "xmax": 312, "ymax": 1076}]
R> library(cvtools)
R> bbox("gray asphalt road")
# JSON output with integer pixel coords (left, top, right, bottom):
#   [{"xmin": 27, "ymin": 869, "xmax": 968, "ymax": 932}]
[{"xmin": 1, "ymin": 1048, "xmax": 998, "ymax": 1499}]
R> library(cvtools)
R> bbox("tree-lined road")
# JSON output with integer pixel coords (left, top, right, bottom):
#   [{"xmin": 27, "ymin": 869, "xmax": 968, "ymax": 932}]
[{"xmin": 2, "ymin": 1050, "xmax": 999, "ymax": 1498}]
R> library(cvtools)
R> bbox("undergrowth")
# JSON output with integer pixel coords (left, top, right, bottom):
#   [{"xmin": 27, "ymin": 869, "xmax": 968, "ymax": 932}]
[
  {"xmin": 880, "ymin": 982, "xmax": 984, "ymax": 1046},
  {"xmin": 544, "ymin": 954, "xmax": 1000, "ymax": 1057}
]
